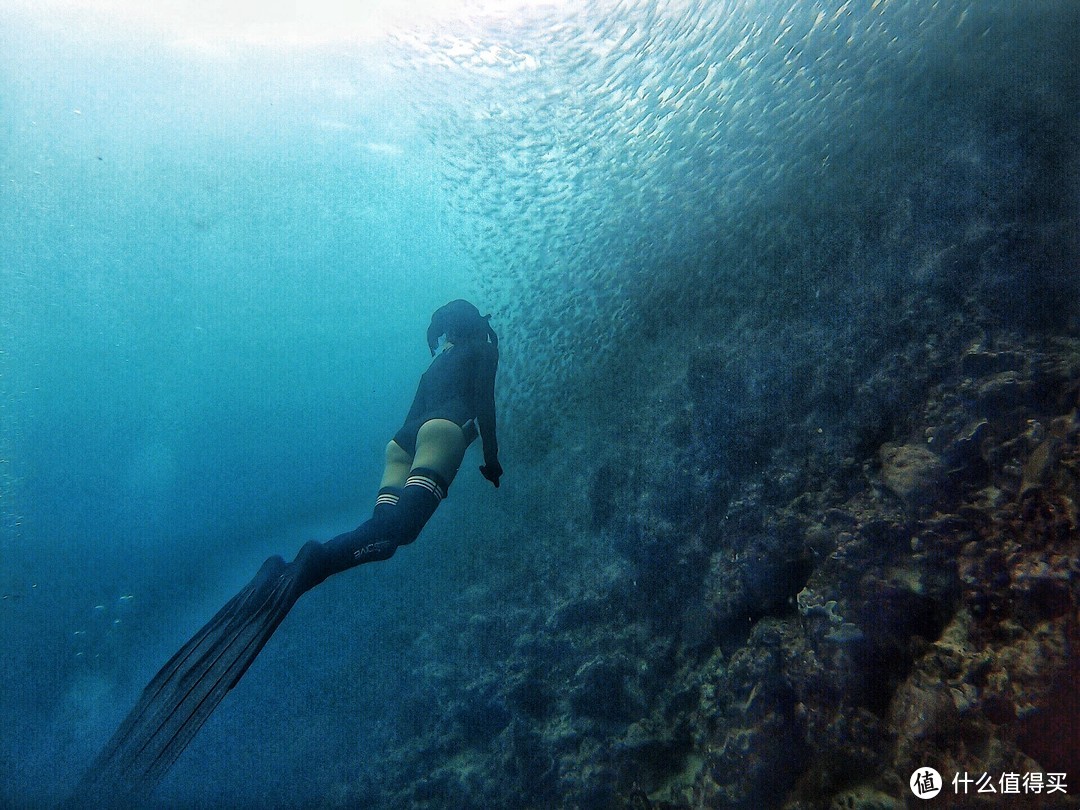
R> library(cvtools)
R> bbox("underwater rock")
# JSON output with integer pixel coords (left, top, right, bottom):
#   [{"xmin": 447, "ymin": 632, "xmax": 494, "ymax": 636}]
[
  {"xmin": 824, "ymin": 622, "xmax": 866, "ymax": 644},
  {"xmin": 569, "ymin": 655, "xmax": 643, "ymax": 724},
  {"xmin": 548, "ymin": 596, "xmax": 609, "ymax": 633},
  {"xmin": 796, "ymin": 587, "xmax": 844, "ymax": 625},
  {"xmin": 457, "ymin": 689, "xmax": 512, "ymax": 746},
  {"xmin": 356, "ymin": 314, "xmax": 1080, "ymax": 809},
  {"xmin": 504, "ymin": 669, "xmax": 554, "ymax": 721},
  {"xmin": 694, "ymin": 621, "xmax": 812, "ymax": 809},
  {"xmin": 941, "ymin": 417, "xmax": 989, "ymax": 474},
  {"xmin": 1020, "ymin": 436, "xmax": 1062, "ymax": 497},
  {"xmin": 960, "ymin": 348, "xmax": 1026, "ymax": 378},
  {"xmin": 1010, "ymin": 553, "xmax": 1075, "ymax": 626},
  {"xmin": 975, "ymin": 370, "xmax": 1032, "ymax": 414},
  {"xmin": 827, "ymin": 785, "xmax": 904, "ymax": 810},
  {"xmin": 878, "ymin": 443, "xmax": 945, "ymax": 507}
]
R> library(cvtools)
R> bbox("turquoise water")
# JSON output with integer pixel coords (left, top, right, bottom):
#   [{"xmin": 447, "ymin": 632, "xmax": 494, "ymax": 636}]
[{"xmin": 1, "ymin": 1, "xmax": 1076, "ymax": 806}]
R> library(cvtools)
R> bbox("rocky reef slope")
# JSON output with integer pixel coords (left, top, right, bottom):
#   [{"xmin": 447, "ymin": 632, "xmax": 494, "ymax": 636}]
[
  {"xmin": 337, "ymin": 208, "xmax": 1078, "ymax": 809},
  {"xmin": 326, "ymin": 1, "xmax": 1080, "ymax": 803}
]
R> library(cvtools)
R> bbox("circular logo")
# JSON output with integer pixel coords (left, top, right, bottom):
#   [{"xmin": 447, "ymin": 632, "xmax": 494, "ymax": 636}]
[{"xmin": 910, "ymin": 767, "xmax": 943, "ymax": 799}]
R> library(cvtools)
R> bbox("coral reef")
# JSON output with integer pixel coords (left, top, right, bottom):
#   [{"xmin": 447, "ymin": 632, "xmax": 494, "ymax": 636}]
[
  {"xmin": 334, "ymin": 5, "xmax": 1080, "ymax": 804},
  {"xmin": 337, "ymin": 217, "xmax": 1078, "ymax": 807},
  {"xmin": 331, "ymin": 15, "xmax": 1080, "ymax": 792}
]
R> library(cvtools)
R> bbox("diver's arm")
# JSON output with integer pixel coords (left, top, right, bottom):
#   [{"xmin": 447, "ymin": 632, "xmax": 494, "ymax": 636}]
[{"xmin": 475, "ymin": 343, "xmax": 501, "ymax": 485}]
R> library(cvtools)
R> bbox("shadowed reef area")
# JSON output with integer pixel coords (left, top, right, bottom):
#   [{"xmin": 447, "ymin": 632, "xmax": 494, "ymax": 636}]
[
  {"xmin": 333, "ymin": 219, "xmax": 1079, "ymax": 808},
  {"xmin": 317, "ymin": 4, "xmax": 1080, "ymax": 805}
]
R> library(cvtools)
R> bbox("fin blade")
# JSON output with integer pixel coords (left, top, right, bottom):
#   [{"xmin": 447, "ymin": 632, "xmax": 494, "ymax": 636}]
[{"xmin": 70, "ymin": 555, "xmax": 301, "ymax": 807}]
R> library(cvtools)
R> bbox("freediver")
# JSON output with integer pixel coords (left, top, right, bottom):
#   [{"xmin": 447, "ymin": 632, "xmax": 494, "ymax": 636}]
[
  {"xmin": 296, "ymin": 297, "xmax": 502, "ymax": 585},
  {"xmin": 72, "ymin": 299, "xmax": 502, "ymax": 806}
]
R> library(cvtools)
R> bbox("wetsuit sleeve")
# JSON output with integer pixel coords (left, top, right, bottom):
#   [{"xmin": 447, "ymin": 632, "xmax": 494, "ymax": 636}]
[{"xmin": 474, "ymin": 343, "xmax": 499, "ymax": 466}]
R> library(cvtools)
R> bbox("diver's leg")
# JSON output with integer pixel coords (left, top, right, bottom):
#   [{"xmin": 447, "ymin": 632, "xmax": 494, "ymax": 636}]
[
  {"xmin": 294, "ymin": 440, "xmax": 413, "ymax": 591},
  {"xmin": 374, "ymin": 439, "xmax": 409, "ymax": 523},
  {"xmin": 295, "ymin": 423, "xmax": 465, "ymax": 590},
  {"xmin": 380, "ymin": 438, "xmax": 412, "ymax": 491},
  {"xmin": 387, "ymin": 467, "xmax": 449, "ymax": 547},
  {"xmin": 297, "ymin": 505, "xmax": 399, "ymax": 592},
  {"xmin": 341, "ymin": 420, "xmax": 464, "ymax": 554},
  {"xmin": 384, "ymin": 419, "xmax": 466, "ymax": 546},
  {"xmin": 411, "ymin": 419, "xmax": 467, "ymax": 486}
]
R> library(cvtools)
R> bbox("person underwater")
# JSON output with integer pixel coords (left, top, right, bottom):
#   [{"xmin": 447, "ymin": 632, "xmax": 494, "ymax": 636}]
[{"xmin": 71, "ymin": 299, "xmax": 503, "ymax": 806}]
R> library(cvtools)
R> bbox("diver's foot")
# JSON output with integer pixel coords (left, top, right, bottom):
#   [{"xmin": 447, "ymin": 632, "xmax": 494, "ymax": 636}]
[{"xmin": 290, "ymin": 539, "xmax": 331, "ymax": 595}]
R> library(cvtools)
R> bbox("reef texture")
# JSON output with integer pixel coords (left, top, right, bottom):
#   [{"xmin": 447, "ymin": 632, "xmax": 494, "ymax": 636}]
[
  {"xmin": 328, "ymin": 215, "xmax": 1078, "ymax": 809},
  {"xmin": 681, "ymin": 335, "xmax": 1080, "ymax": 810},
  {"xmin": 312, "ymin": 6, "xmax": 1080, "ymax": 806}
]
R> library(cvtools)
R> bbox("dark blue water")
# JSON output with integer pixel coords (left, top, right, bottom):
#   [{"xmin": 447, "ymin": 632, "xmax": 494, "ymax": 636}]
[{"xmin": 1, "ymin": 1, "xmax": 1076, "ymax": 806}]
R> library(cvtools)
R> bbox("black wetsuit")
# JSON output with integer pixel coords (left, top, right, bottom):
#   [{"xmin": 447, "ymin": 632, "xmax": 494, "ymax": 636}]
[{"xmin": 393, "ymin": 340, "xmax": 499, "ymax": 467}]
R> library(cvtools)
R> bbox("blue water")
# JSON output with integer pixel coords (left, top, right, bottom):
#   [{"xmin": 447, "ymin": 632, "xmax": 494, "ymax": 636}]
[{"xmin": 1, "ymin": 0, "xmax": 1076, "ymax": 806}]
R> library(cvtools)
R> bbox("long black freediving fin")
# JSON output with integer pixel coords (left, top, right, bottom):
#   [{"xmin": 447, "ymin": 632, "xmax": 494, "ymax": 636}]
[{"xmin": 69, "ymin": 550, "xmax": 312, "ymax": 808}]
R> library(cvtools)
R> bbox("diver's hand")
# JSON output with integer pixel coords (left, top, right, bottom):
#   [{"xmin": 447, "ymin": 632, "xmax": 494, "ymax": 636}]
[{"xmin": 480, "ymin": 460, "xmax": 503, "ymax": 488}]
